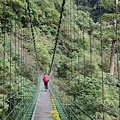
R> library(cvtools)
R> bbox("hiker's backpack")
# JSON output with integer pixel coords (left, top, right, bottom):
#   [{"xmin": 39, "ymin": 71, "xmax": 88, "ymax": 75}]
[{"xmin": 44, "ymin": 75, "xmax": 49, "ymax": 82}]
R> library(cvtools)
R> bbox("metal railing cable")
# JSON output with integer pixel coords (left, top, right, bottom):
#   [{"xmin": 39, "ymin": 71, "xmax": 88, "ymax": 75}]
[
  {"xmin": 74, "ymin": 103, "xmax": 94, "ymax": 120},
  {"xmin": 69, "ymin": 89, "xmax": 120, "ymax": 116}
]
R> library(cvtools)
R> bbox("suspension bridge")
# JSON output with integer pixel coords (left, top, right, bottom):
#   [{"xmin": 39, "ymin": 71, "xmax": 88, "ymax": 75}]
[{"xmin": 0, "ymin": 0, "xmax": 120, "ymax": 120}]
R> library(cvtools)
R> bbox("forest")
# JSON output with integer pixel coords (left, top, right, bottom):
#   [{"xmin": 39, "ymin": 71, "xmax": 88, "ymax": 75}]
[{"xmin": 0, "ymin": 0, "xmax": 120, "ymax": 119}]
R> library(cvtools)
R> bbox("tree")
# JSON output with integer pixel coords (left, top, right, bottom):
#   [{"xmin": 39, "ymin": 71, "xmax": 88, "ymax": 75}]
[{"xmin": 110, "ymin": 0, "xmax": 118, "ymax": 75}]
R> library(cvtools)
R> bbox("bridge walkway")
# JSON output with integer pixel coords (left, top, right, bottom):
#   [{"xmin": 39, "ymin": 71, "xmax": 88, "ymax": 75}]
[{"xmin": 32, "ymin": 82, "xmax": 55, "ymax": 120}]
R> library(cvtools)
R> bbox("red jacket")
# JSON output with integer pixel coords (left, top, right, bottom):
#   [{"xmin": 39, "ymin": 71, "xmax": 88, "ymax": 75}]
[{"xmin": 43, "ymin": 75, "xmax": 49, "ymax": 82}]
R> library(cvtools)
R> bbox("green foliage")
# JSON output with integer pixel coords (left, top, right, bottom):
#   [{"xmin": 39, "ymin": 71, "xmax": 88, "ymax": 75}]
[
  {"xmin": 54, "ymin": 53, "xmax": 70, "ymax": 78},
  {"xmin": 51, "ymin": 9, "xmax": 59, "ymax": 24},
  {"xmin": 36, "ymin": 37, "xmax": 51, "ymax": 73},
  {"xmin": 75, "ymin": 78, "xmax": 101, "ymax": 116},
  {"xmin": 53, "ymin": 0, "xmax": 62, "ymax": 12},
  {"xmin": 102, "ymin": 0, "xmax": 115, "ymax": 12},
  {"xmin": 0, "ymin": 0, "xmax": 120, "ymax": 119}
]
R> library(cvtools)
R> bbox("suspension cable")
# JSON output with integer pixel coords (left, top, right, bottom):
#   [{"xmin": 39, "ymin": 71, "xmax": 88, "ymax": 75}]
[
  {"xmin": 88, "ymin": 0, "xmax": 94, "ymax": 118},
  {"xmin": 20, "ymin": 26, "xmax": 23, "ymax": 118},
  {"xmin": 48, "ymin": 0, "xmax": 66, "ymax": 75},
  {"xmin": 100, "ymin": 0, "xmax": 104, "ymax": 119},
  {"xmin": 83, "ymin": 1, "xmax": 86, "ymax": 119},
  {"xmin": 13, "ymin": 3, "xmax": 17, "ymax": 118},
  {"xmin": 73, "ymin": 0, "xmax": 76, "ymax": 102},
  {"xmin": 77, "ymin": 0, "xmax": 80, "ymax": 85},
  {"xmin": 9, "ymin": 0, "xmax": 12, "ymax": 113},
  {"xmin": 83, "ymin": 2, "xmax": 86, "ymax": 81},
  {"xmin": 3, "ymin": 0, "xmax": 6, "ymax": 118}
]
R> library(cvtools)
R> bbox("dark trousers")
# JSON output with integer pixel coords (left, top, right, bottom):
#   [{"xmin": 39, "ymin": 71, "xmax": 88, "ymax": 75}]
[{"xmin": 44, "ymin": 82, "xmax": 48, "ymax": 89}]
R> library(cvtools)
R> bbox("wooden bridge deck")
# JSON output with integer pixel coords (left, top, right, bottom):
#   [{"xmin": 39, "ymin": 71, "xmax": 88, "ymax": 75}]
[{"xmin": 32, "ymin": 83, "xmax": 55, "ymax": 120}]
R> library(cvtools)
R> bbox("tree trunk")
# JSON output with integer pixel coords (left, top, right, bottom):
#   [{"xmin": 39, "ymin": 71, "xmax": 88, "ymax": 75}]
[
  {"xmin": 110, "ymin": 40, "xmax": 116, "ymax": 75},
  {"xmin": 110, "ymin": 0, "xmax": 118, "ymax": 75}
]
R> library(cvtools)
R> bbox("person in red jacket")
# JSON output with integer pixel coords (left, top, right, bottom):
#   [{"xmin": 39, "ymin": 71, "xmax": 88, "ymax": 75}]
[{"xmin": 43, "ymin": 74, "xmax": 49, "ymax": 91}]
